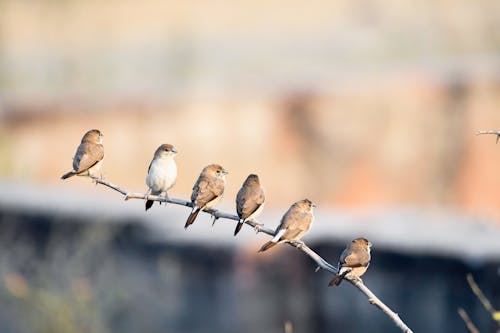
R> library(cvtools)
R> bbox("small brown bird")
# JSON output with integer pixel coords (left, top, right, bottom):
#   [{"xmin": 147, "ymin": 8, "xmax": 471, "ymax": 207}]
[
  {"xmin": 145, "ymin": 144, "xmax": 178, "ymax": 211},
  {"xmin": 185, "ymin": 164, "xmax": 228, "ymax": 229},
  {"xmin": 234, "ymin": 174, "xmax": 265, "ymax": 236},
  {"xmin": 61, "ymin": 129, "xmax": 104, "ymax": 180},
  {"xmin": 328, "ymin": 237, "xmax": 372, "ymax": 286},
  {"xmin": 258, "ymin": 199, "xmax": 315, "ymax": 252}
]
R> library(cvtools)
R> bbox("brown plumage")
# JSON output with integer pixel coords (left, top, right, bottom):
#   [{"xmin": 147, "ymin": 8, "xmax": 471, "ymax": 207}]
[
  {"xmin": 185, "ymin": 164, "xmax": 228, "ymax": 229},
  {"xmin": 61, "ymin": 129, "xmax": 104, "ymax": 180},
  {"xmin": 328, "ymin": 238, "xmax": 372, "ymax": 286},
  {"xmin": 234, "ymin": 174, "xmax": 265, "ymax": 236},
  {"xmin": 258, "ymin": 199, "xmax": 315, "ymax": 252}
]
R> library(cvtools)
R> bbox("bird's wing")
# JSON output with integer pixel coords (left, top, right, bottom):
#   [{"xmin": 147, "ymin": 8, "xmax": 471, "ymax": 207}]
[
  {"xmin": 342, "ymin": 246, "xmax": 370, "ymax": 268},
  {"xmin": 239, "ymin": 186, "xmax": 264, "ymax": 220},
  {"xmin": 236, "ymin": 187, "xmax": 246, "ymax": 217},
  {"xmin": 282, "ymin": 209, "xmax": 312, "ymax": 232},
  {"xmin": 73, "ymin": 143, "xmax": 104, "ymax": 173},
  {"xmin": 147, "ymin": 159, "xmax": 153, "ymax": 174},
  {"xmin": 192, "ymin": 177, "xmax": 218, "ymax": 208},
  {"xmin": 242, "ymin": 202, "xmax": 263, "ymax": 221}
]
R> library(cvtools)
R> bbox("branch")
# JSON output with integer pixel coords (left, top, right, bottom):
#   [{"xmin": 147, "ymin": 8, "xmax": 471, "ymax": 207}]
[
  {"xmin": 458, "ymin": 307, "xmax": 480, "ymax": 333},
  {"xmin": 467, "ymin": 273, "xmax": 500, "ymax": 326},
  {"xmin": 89, "ymin": 176, "xmax": 413, "ymax": 332},
  {"xmin": 476, "ymin": 130, "xmax": 500, "ymax": 144}
]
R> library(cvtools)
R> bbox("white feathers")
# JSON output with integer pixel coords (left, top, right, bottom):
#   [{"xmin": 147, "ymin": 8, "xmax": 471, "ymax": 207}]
[
  {"xmin": 146, "ymin": 154, "xmax": 177, "ymax": 194},
  {"xmin": 270, "ymin": 228, "xmax": 286, "ymax": 243}
]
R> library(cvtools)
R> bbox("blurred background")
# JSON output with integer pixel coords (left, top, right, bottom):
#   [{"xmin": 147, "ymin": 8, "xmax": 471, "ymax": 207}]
[{"xmin": 1, "ymin": 0, "xmax": 500, "ymax": 332}]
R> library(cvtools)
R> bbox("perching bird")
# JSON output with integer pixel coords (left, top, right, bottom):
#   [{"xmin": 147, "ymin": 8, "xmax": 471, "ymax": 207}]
[
  {"xmin": 328, "ymin": 237, "xmax": 372, "ymax": 286},
  {"xmin": 258, "ymin": 199, "xmax": 315, "ymax": 252},
  {"xmin": 145, "ymin": 144, "xmax": 178, "ymax": 211},
  {"xmin": 185, "ymin": 164, "xmax": 228, "ymax": 229},
  {"xmin": 234, "ymin": 174, "xmax": 265, "ymax": 236},
  {"xmin": 61, "ymin": 129, "xmax": 104, "ymax": 180}
]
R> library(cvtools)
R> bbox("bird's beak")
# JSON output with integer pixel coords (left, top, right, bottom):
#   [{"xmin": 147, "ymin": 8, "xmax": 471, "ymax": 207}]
[
  {"xmin": 222, "ymin": 168, "xmax": 229, "ymax": 175},
  {"xmin": 312, "ymin": 203, "xmax": 317, "ymax": 208},
  {"xmin": 172, "ymin": 147, "xmax": 178, "ymax": 153}
]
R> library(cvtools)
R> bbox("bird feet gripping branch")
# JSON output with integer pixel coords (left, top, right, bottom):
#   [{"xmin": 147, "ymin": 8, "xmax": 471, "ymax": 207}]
[
  {"xmin": 90, "ymin": 175, "xmax": 103, "ymax": 185},
  {"xmin": 211, "ymin": 212, "xmax": 220, "ymax": 226},
  {"xmin": 253, "ymin": 222, "xmax": 264, "ymax": 234},
  {"xmin": 291, "ymin": 240, "xmax": 306, "ymax": 249}
]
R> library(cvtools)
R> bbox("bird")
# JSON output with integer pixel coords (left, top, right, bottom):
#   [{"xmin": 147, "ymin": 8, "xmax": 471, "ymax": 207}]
[
  {"xmin": 185, "ymin": 164, "xmax": 228, "ymax": 229},
  {"xmin": 258, "ymin": 199, "xmax": 315, "ymax": 252},
  {"xmin": 61, "ymin": 129, "xmax": 104, "ymax": 180},
  {"xmin": 145, "ymin": 144, "xmax": 178, "ymax": 211},
  {"xmin": 328, "ymin": 237, "xmax": 372, "ymax": 286},
  {"xmin": 234, "ymin": 174, "xmax": 265, "ymax": 236}
]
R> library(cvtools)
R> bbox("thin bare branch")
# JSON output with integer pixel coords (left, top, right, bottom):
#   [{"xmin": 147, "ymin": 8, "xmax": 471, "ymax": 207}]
[
  {"xmin": 458, "ymin": 307, "xmax": 480, "ymax": 333},
  {"xmin": 476, "ymin": 130, "xmax": 500, "ymax": 144},
  {"xmin": 350, "ymin": 277, "xmax": 413, "ymax": 333},
  {"xmin": 467, "ymin": 273, "xmax": 500, "ymax": 326},
  {"xmin": 467, "ymin": 274, "xmax": 494, "ymax": 313},
  {"xmin": 89, "ymin": 176, "xmax": 413, "ymax": 333}
]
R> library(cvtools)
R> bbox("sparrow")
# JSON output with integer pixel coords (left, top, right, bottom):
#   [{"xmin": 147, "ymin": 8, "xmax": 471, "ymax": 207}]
[
  {"xmin": 234, "ymin": 174, "xmax": 265, "ymax": 236},
  {"xmin": 258, "ymin": 199, "xmax": 315, "ymax": 252},
  {"xmin": 61, "ymin": 129, "xmax": 104, "ymax": 180},
  {"xmin": 145, "ymin": 144, "xmax": 178, "ymax": 211},
  {"xmin": 328, "ymin": 237, "xmax": 372, "ymax": 286},
  {"xmin": 185, "ymin": 164, "xmax": 228, "ymax": 229}
]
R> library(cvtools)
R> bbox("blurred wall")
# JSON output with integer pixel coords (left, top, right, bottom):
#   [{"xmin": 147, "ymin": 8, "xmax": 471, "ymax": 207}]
[
  {"xmin": 0, "ymin": 206, "xmax": 497, "ymax": 333},
  {"xmin": 1, "ymin": 0, "xmax": 500, "ymax": 219}
]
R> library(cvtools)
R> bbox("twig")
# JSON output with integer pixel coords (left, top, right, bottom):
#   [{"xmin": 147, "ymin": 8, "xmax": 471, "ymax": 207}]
[
  {"xmin": 476, "ymin": 130, "xmax": 500, "ymax": 144},
  {"xmin": 349, "ymin": 278, "xmax": 412, "ymax": 332},
  {"xmin": 458, "ymin": 307, "xmax": 480, "ymax": 333},
  {"xmin": 467, "ymin": 274, "xmax": 500, "ymax": 326},
  {"xmin": 89, "ymin": 176, "xmax": 414, "ymax": 333}
]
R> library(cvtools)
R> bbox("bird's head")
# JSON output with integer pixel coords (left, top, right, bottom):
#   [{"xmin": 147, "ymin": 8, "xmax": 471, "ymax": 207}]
[
  {"xmin": 81, "ymin": 129, "xmax": 103, "ymax": 144},
  {"xmin": 155, "ymin": 144, "xmax": 178, "ymax": 157},
  {"xmin": 204, "ymin": 164, "xmax": 228, "ymax": 179}
]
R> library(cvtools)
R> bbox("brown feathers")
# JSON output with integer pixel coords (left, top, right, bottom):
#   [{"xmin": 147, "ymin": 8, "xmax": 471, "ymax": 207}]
[{"xmin": 184, "ymin": 164, "xmax": 227, "ymax": 228}]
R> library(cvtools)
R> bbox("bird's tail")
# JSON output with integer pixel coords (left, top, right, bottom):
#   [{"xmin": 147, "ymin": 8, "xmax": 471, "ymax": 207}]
[
  {"xmin": 185, "ymin": 207, "xmax": 201, "ymax": 229},
  {"xmin": 258, "ymin": 241, "xmax": 277, "ymax": 252},
  {"xmin": 234, "ymin": 219, "xmax": 245, "ymax": 236},
  {"xmin": 61, "ymin": 171, "xmax": 76, "ymax": 180},
  {"xmin": 145, "ymin": 200, "xmax": 154, "ymax": 211},
  {"xmin": 328, "ymin": 269, "xmax": 348, "ymax": 287}
]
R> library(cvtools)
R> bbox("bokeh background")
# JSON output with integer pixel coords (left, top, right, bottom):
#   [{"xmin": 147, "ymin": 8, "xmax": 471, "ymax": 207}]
[{"xmin": 1, "ymin": 1, "xmax": 500, "ymax": 332}]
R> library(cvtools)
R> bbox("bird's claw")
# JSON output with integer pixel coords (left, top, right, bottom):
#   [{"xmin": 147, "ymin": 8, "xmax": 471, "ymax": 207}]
[
  {"xmin": 211, "ymin": 214, "xmax": 219, "ymax": 226},
  {"xmin": 253, "ymin": 223, "xmax": 264, "ymax": 234},
  {"xmin": 292, "ymin": 240, "xmax": 305, "ymax": 249}
]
